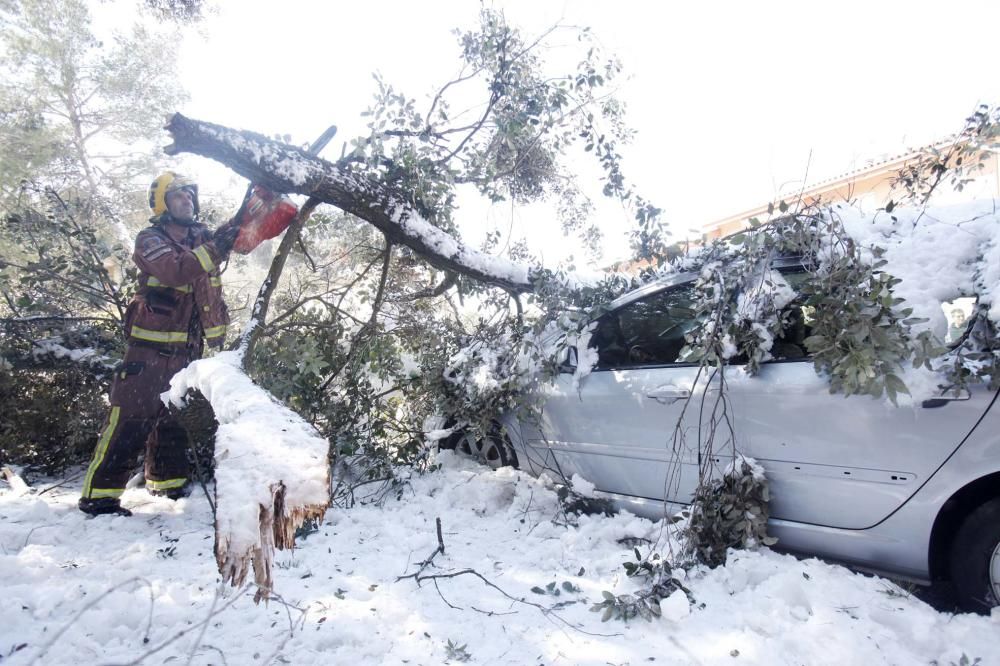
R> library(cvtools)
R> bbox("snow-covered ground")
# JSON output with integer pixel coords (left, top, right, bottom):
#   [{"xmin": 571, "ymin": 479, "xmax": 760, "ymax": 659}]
[{"xmin": 2, "ymin": 453, "xmax": 997, "ymax": 666}]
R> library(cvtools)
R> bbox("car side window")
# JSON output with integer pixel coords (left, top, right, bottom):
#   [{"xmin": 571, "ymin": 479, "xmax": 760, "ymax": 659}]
[
  {"xmin": 768, "ymin": 269, "xmax": 813, "ymax": 362},
  {"xmin": 591, "ymin": 283, "xmax": 699, "ymax": 369},
  {"xmin": 943, "ymin": 296, "xmax": 976, "ymax": 346},
  {"xmin": 769, "ymin": 304, "xmax": 813, "ymax": 360}
]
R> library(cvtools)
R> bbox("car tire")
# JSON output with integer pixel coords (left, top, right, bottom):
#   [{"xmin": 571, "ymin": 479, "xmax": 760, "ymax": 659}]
[
  {"xmin": 442, "ymin": 423, "xmax": 518, "ymax": 470},
  {"xmin": 948, "ymin": 497, "xmax": 1000, "ymax": 614}
]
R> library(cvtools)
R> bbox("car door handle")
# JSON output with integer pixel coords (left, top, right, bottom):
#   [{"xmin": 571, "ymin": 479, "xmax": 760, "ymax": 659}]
[{"xmin": 646, "ymin": 385, "xmax": 691, "ymax": 404}]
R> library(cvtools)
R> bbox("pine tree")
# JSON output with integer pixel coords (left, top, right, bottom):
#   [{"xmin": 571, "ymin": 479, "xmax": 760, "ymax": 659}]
[{"xmin": 0, "ymin": 0, "xmax": 191, "ymax": 473}]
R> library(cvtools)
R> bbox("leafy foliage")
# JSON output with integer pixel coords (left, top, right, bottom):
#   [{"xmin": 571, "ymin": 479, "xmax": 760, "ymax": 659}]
[
  {"xmin": 444, "ymin": 639, "xmax": 472, "ymax": 663},
  {"xmin": 672, "ymin": 207, "xmax": 960, "ymax": 403},
  {"xmin": 141, "ymin": 0, "xmax": 205, "ymax": 23},
  {"xmin": 0, "ymin": 355, "xmax": 110, "ymax": 475},
  {"xmin": 894, "ymin": 105, "xmax": 1000, "ymax": 204},
  {"xmin": 592, "ymin": 549, "xmax": 693, "ymax": 622},
  {"xmin": 683, "ymin": 456, "xmax": 775, "ymax": 567},
  {"xmin": 346, "ymin": 9, "xmax": 657, "ymax": 260}
]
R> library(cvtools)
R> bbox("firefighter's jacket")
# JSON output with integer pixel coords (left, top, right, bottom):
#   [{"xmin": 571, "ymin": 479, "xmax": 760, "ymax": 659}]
[{"xmin": 126, "ymin": 216, "xmax": 230, "ymax": 350}]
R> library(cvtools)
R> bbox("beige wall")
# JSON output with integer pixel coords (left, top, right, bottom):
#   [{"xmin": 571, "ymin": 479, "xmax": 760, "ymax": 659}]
[{"xmin": 704, "ymin": 150, "xmax": 1000, "ymax": 240}]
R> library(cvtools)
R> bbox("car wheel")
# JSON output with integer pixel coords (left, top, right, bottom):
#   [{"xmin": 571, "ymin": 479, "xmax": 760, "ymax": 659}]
[
  {"xmin": 948, "ymin": 497, "xmax": 1000, "ymax": 614},
  {"xmin": 444, "ymin": 424, "xmax": 518, "ymax": 470}
]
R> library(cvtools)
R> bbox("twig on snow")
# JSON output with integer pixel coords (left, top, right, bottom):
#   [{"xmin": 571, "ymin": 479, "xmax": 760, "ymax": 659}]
[
  {"xmin": 396, "ymin": 516, "xmax": 446, "ymax": 582},
  {"xmin": 470, "ymin": 605, "xmax": 519, "ymax": 617},
  {"xmin": 22, "ymin": 525, "xmax": 57, "ymax": 550},
  {"xmin": 405, "ymin": 567, "xmax": 622, "ymax": 639},
  {"xmin": 36, "ymin": 471, "xmax": 83, "ymax": 495},
  {"xmin": 184, "ymin": 587, "xmax": 220, "ymax": 666},
  {"xmin": 103, "ymin": 584, "xmax": 252, "ymax": 666},
  {"xmin": 432, "ymin": 578, "xmax": 462, "ymax": 610},
  {"xmin": 29, "ymin": 577, "xmax": 156, "ymax": 665},
  {"xmin": 255, "ymin": 594, "xmax": 311, "ymax": 665}
]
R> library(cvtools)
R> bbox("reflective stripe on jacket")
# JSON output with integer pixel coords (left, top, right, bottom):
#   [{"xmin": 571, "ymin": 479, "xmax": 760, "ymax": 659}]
[{"xmin": 126, "ymin": 217, "xmax": 230, "ymax": 348}]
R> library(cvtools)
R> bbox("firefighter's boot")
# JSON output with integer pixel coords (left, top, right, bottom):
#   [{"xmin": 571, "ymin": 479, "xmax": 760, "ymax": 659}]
[{"xmin": 78, "ymin": 497, "xmax": 133, "ymax": 517}]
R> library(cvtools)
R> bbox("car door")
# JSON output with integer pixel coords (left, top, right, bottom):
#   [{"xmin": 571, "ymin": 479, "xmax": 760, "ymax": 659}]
[
  {"xmin": 729, "ymin": 277, "xmax": 992, "ymax": 529},
  {"xmin": 525, "ymin": 278, "xmax": 713, "ymax": 507}
]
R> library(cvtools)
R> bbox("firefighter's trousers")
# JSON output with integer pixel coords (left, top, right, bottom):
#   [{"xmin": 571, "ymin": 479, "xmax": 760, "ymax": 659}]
[{"xmin": 81, "ymin": 344, "xmax": 198, "ymax": 500}]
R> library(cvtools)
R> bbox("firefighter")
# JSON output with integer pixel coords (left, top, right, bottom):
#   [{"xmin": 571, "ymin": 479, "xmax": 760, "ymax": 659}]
[{"xmin": 78, "ymin": 172, "xmax": 241, "ymax": 517}]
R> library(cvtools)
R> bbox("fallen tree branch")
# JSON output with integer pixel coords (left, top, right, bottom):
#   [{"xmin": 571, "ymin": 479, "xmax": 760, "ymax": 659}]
[
  {"xmin": 395, "ymin": 518, "xmax": 619, "ymax": 638},
  {"xmin": 404, "ymin": 567, "xmax": 622, "ymax": 638},
  {"xmin": 1, "ymin": 466, "xmax": 29, "ymax": 495},
  {"xmin": 163, "ymin": 113, "xmax": 534, "ymax": 293},
  {"xmin": 165, "ymin": 355, "xmax": 330, "ymax": 603}
]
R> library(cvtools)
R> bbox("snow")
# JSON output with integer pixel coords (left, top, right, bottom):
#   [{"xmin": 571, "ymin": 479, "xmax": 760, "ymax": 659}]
[
  {"xmin": 736, "ymin": 269, "xmax": 795, "ymax": 323},
  {"xmin": 727, "ymin": 454, "xmax": 766, "ymax": 483},
  {"xmin": 163, "ymin": 351, "xmax": 329, "ymax": 566},
  {"xmin": 389, "ymin": 202, "xmax": 533, "ymax": 286},
  {"xmin": 30, "ymin": 339, "xmax": 115, "ymax": 369},
  {"xmin": 570, "ymin": 473, "xmax": 596, "ymax": 498},
  {"xmin": 836, "ymin": 199, "xmax": 1000, "ymax": 339},
  {"xmin": 205, "ymin": 121, "xmax": 329, "ymax": 188},
  {"xmin": 2, "ymin": 453, "xmax": 998, "ymax": 665}
]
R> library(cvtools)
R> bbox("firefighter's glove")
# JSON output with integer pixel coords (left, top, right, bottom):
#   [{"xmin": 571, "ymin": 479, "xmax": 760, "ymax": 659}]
[{"xmin": 212, "ymin": 220, "xmax": 241, "ymax": 257}]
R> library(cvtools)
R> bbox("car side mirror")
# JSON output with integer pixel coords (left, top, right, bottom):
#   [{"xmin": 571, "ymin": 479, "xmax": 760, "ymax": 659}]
[{"xmin": 559, "ymin": 345, "xmax": 578, "ymax": 373}]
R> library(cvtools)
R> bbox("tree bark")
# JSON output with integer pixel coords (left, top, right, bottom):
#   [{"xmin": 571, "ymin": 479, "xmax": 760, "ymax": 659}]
[{"xmin": 163, "ymin": 113, "xmax": 534, "ymax": 293}]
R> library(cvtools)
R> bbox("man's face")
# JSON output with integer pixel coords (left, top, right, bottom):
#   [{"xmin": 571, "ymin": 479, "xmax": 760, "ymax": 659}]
[{"xmin": 165, "ymin": 186, "xmax": 195, "ymax": 221}]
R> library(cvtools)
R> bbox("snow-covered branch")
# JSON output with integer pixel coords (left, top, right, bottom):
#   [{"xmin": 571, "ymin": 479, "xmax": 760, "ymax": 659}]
[
  {"xmin": 163, "ymin": 113, "xmax": 536, "ymax": 293},
  {"xmin": 164, "ymin": 351, "xmax": 330, "ymax": 601}
]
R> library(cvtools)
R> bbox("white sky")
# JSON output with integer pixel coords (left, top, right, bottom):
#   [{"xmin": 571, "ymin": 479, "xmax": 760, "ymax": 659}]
[{"xmin": 166, "ymin": 0, "xmax": 1000, "ymax": 265}]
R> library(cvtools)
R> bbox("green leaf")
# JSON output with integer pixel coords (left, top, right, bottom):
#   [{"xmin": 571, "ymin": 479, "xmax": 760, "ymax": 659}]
[{"xmin": 884, "ymin": 374, "xmax": 910, "ymax": 396}]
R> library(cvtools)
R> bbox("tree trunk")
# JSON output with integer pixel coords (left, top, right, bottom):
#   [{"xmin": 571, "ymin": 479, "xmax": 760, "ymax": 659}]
[
  {"xmin": 163, "ymin": 113, "xmax": 534, "ymax": 293},
  {"xmin": 215, "ymin": 480, "xmax": 327, "ymax": 603}
]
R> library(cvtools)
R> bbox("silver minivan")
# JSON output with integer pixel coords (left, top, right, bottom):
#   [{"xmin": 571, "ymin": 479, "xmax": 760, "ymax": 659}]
[{"xmin": 451, "ymin": 260, "xmax": 1000, "ymax": 613}]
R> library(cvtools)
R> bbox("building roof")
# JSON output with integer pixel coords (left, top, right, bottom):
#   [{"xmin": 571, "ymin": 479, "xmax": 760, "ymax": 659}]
[{"xmin": 703, "ymin": 136, "xmax": 961, "ymax": 234}]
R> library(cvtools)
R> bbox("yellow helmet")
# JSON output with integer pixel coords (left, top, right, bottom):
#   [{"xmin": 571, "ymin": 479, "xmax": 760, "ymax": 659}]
[{"xmin": 148, "ymin": 172, "xmax": 199, "ymax": 217}]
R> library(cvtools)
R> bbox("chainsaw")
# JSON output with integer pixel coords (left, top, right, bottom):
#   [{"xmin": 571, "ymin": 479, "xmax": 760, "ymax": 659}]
[{"xmin": 230, "ymin": 125, "xmax": 338, "ymax": 254}]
